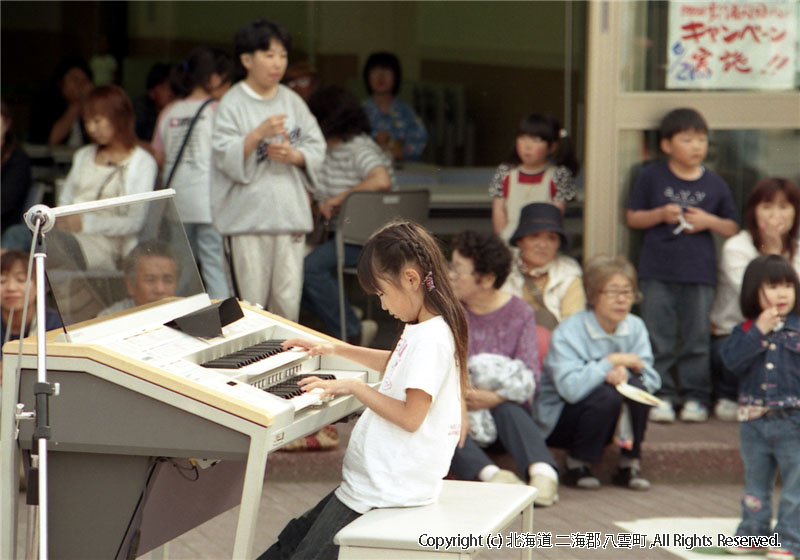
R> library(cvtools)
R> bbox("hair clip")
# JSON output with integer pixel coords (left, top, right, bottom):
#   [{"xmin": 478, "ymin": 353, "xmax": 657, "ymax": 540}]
[
  {"xmin": 558, "ymin": 128, "xmax": 568, "ymax": 139},
  {"xmin": 423, "ymin": 271, "xmax": 435, "ymax": 292}
]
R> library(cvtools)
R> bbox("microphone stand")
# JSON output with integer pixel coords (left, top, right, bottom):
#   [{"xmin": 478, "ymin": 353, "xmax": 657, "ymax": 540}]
[{"xmin": 23, "ymin": 205, "xmax": 59, "ymax": 560}]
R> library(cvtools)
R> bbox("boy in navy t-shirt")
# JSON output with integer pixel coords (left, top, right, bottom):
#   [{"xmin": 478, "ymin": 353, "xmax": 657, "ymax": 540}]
[{"xmin": 626, "ymin": 108, "xmax": 738, "ymax": 423}]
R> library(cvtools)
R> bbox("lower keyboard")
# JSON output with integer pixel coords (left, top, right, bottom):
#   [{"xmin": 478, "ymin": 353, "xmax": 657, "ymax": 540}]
[{"xmin": 264, "ymin": 373, "xmax": 336, "ymax": 411}]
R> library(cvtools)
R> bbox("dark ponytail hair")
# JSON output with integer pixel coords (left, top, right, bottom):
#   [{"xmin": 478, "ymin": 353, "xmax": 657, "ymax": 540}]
[
  {"xmin": 740, "ymin": 254, "xmax": 800, "ymax": 320},
  {"xmin": 357, "ymin": 220, "xmax": 469, "ymax": 397},
  {"xmin": 172, "ymin": 47, "xmax": 233, "ymax": 98},
  {"xmin": 505, "ymin": 112, "xmax": 579, "ymax": 175}
]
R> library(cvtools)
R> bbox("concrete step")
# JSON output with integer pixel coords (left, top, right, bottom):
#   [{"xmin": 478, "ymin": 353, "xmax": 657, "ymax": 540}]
[
  {"xmin": 519, "ymin": 418, "xmax": 743, "ymax": 485},
  {"xmin": 265, "ymin": 416, "xmax": 743, "ymax": 485}
]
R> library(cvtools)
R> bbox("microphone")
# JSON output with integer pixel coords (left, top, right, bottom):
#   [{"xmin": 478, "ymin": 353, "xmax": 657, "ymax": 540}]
[{"xmin": 24, "ymin": 204, "xmax": 56, "ymax": 234}]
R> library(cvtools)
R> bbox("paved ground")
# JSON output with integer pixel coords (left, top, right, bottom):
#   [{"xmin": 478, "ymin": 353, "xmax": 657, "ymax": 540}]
[
  {"xmin": 12, "ymin": 416, "xmax": 760, "ymax": 559},
  {"xmin": 132, "ymin": 480, "xmax": 746, "ymax": 559},
  {"xmin": 11, "ymin": 309, "xmax": 759, "ymax": 559}
]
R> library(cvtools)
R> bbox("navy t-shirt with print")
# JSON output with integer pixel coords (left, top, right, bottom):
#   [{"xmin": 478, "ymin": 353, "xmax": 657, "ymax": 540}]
[{"xmin": 627, "ymin": 160, "xmax": 737, "ymax": 286}]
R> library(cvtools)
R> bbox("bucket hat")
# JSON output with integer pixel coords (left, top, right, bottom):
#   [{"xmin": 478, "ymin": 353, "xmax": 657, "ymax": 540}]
[{"xmin": 509, "ymin": 202, "xmax": 568, "ymax": 249}]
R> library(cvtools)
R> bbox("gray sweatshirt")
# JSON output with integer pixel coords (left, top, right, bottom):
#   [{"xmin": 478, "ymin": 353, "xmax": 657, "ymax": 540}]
[{"xmin": 211, "ymin": 83, "xmax": 325, "ymax": 235}]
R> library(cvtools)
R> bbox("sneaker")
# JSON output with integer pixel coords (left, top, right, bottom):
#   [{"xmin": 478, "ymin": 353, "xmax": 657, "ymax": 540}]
[
  {"xmin": 715, "ymin": 398, "xmax": 739, "ymax": 422},
  {"xmin": 649, "ymin": 401, "xmax": 676, "ymax": 423},
  {"xmin": 488, "ymin": 469, "xmax": 524, "ymax": 485},
  {"xmin": 530, "ymin": 474, "xmax": 559, "ymax": 507},
  {"xmin": 767, "ymin": 547, "xmax": 796, "ymax": 560},
  {"xmin": 680, "ymin": 400, "xmax": 709, "ymax": 422},
  {"xmin": 563, "ymin": 466, "xmax": 600, "ymax": 489},
  {"xmin": 725, "ymin": 545, "xmax": 767, "ymax": 555},
  {"xmin": 359, "ymin": 319, "xmax": 378, "ymax": 347},
  {"xmin": 612, "ymin": 466, "xmax": 650, "ymax": 491}
]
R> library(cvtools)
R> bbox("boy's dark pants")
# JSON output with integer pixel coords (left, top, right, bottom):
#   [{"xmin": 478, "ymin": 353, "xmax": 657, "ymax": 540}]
[{"xmin": 639, "ymin": 280, "xmax": 714, "ymax": 405}]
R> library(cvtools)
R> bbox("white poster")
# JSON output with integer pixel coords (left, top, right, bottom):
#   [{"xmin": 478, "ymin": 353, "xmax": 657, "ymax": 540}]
[{"xmin": 666, "ymin": 0, "xmax": 797, "ymax": 89}]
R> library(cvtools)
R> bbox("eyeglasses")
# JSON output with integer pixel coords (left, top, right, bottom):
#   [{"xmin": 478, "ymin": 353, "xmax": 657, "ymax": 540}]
[
  {"xmin": 287, "ymin": 76, "xmax": 314, "ymax": 89},
  {"xmin": 448, "ymin": 264, "xmax": 476, "ymax": 277},
  {"xmin": 600, "ymin": 289, "xmax": 635, "ymax": 300}
]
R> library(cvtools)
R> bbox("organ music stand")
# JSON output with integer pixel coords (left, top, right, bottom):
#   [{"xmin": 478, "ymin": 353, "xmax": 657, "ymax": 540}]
[{"xmin": 1, "ymin": 189, "xmax": 379, "ymax": 558}]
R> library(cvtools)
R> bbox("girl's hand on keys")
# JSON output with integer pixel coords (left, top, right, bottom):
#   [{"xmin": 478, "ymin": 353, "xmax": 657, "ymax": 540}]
[
  {"xmin": 298, "ymin": 376, "xmax": 360, "ymax": 397},
  {"xmin": 282, "ymin": 338, "xmax": 337, "ymax": 357}
]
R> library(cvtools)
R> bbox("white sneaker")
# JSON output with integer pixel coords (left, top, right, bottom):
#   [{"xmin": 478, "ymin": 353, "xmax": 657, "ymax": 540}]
[
  {"xmin": 714, "ymin": 398, "xmax": 738, "ymax": 422},
  {"xmin": 530, "ymin": 474, "xmax": 559, "ymax": 506},
  {"xmin": 680, "ymin": 400, "xmax": 709, "ymax": 422},
  {"xmin": 488, "ymin": 469, "xmax": 524, "ymax": 485},
  {"xmin": 359, "ymin": 319, "xmax": 378, "ymax": 347},
  {"xmin": 649, "ymin": 401, "xmax": 675, "ymax": 423}
]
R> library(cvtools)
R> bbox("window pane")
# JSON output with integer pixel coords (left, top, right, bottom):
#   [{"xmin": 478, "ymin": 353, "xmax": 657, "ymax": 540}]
[
  {"xmin": 620, "ymin": 0, "xmax": 800, "ymax": 92},
  {"xmin": 620, "ymin": 128, "xmax": 800, "ymax": 260}
]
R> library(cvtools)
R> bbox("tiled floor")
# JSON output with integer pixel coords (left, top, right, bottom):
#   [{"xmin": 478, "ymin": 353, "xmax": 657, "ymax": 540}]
[
  {"xmin": 9, "ymin": 301, "xmax": 756, "ymax": 559},
  {"xmin": 11, "ymin": 480, "xmax": 743, "ymax": 559},
  {"xmin": 13, "ymin": 417, "xmax": 755, "ymax": 559},
  {"xmin": 126, "ymin": 481, "xmax": 742, "ymax": 559}
]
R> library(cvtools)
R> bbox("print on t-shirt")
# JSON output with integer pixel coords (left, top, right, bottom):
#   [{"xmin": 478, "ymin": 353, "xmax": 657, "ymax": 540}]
[
  {"xmin": 664, "ymin": 186, "xmax": 706, "ymax": 207},
  {"xmin": 256, "ymin": 126, "xmax": 302, "ymax": 164},
  {"xmin": 382, "ymin": 336, "xmax": 410, "ymax": 391}
]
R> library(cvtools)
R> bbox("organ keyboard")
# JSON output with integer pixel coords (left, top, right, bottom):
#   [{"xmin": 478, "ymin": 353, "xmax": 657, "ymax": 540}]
[
  {"xmin": 2, "ymin": 298, "xmax": 382, "ymax": 559},
  {"xmin": 0, "ymin": 189, "xmax": 379, "ymax": 559}
]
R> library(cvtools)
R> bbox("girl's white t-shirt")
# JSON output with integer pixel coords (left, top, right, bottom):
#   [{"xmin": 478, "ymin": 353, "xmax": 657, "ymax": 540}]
[{"xmin": 336, "ymin": 316, "xmax": 462, "ymax": 514}]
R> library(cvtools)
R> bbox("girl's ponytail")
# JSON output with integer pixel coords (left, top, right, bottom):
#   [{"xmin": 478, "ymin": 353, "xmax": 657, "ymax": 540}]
[
  {"xmin": 357, "ymin": 221, "xmax": 470, "ymax": 398},
  {"xmin": 552, "ymin": 130, "xmax": 580, "ymax": 175}
]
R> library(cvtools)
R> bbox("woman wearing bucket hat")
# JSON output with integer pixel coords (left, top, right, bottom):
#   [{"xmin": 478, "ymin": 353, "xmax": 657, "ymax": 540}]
[{"xmin": 503, "ymin": 202, "xmax": 585, "ymax": 331}]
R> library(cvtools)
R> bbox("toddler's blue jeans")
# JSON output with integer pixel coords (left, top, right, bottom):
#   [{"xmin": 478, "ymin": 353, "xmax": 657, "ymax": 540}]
[{"xmin": 737, "ymin": 409, "xmax": 800, "ymax": 557}]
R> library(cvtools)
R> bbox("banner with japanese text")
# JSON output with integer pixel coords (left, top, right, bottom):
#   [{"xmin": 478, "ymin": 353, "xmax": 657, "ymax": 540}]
[{"xmin": 667, "ymin": 0, "xmax": 797, "ymax": 89}]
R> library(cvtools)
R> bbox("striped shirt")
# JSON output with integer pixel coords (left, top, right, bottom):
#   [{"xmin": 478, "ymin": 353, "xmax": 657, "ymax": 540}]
[{"xmin": 310, "ymin": 134, "xmax": 393, "ymax": 201}]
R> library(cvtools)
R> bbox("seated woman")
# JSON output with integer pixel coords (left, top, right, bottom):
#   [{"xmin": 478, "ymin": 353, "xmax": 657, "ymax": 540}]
[
  {"xmin": 503, "ymin": 202, "xmax": 585, "ymax": 330},
  {"xmin": 1, "ymin": 100, "xmax": 32, "ymax": 236},
  {"xmin": 302, "ymin": 85, "xmax": 392, "ymax": 345},
  {"xmin": 3, "ymin": 85, "xmax": 158, "ymax": 268},
  {"xmin": 28, "ymin": 56, "xmax": 94, "ymax": 147},
  {"xmin": 448, "ymin": 230, "xmax": 559, "ymax": 507},
  {"xmin": 361, "ymin": 52, "xmax": 427, "ymax": 163},
  {"xmin": 709, "ymin": 177, "xmax": 800, "ymax": 421},
  {"xmin": 1, "ymin": 250, "xmax": 62, "ymax": 346},
  {"xmin": 534, "ymin": 255, "xmax": 661, "ymax": 490},
  {"xmin": 283, "ymin": 60, "xmax": 318, "ymax": 102}
]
